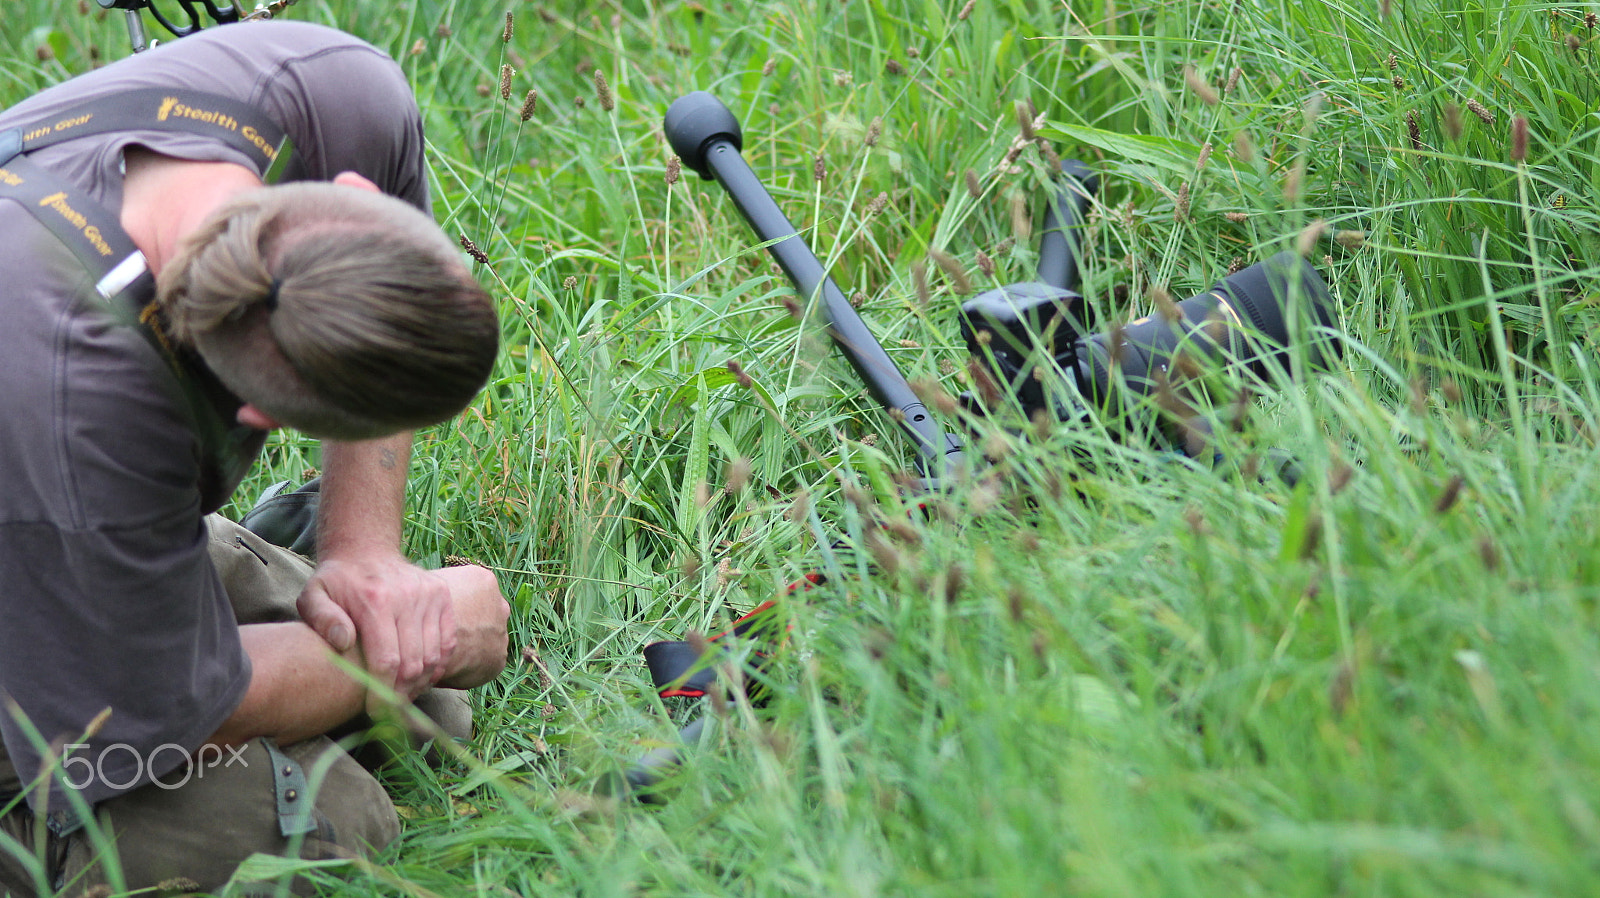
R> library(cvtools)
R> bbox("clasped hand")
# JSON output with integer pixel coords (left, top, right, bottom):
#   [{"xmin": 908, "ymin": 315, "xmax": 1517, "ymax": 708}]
[{"xmin": 297, "ymin": 553, "xmax": 509, "ymax": 711}]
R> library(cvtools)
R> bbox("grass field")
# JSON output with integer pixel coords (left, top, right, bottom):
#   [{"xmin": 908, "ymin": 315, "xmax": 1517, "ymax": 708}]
[{"xmin": 7, "ymin": 0, "xmax": 1600, "ymax": 894}]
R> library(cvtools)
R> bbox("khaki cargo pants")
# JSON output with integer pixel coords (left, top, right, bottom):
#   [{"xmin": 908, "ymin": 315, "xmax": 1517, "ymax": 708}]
[{"xmin": 0, "ymin": 517, "xmax": 469, "ymax": 895}]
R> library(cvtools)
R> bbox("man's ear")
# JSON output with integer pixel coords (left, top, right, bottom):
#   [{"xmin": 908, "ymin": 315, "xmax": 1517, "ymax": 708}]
[
  {"xmin": 236, "ymin": 403, "xmax": 283, "ymax": 432},
  {"xmin": 332, "ymin": 171, "xmax": 382, "ymax": 193}
]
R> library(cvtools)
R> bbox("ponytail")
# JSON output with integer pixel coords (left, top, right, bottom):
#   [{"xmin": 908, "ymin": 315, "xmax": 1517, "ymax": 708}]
[{"xmin": 156, "ymin": 183, "xmax": 499, "ymax": 440}]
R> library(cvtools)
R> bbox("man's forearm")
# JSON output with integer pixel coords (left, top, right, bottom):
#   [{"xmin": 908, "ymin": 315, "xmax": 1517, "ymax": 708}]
[
  {"xmin": 318, "ymin": 432, "xmax": 412, "ymax": 557},
  {"xmin": 207, "ymin": 622, "xmax": 366, "ymax": 749}
]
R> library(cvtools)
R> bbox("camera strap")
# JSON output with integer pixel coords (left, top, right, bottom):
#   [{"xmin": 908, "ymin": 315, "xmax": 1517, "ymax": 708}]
[
  {"xmin": 0, "ymin": 86, "xmax": 291, "ymax": 505},
  {"xmin": 1, "ymin": 87, "xmax": 292, "ymax": 181},
  {"xmin": 0, "ymin": 86, "xmax": 292, "ymax": 305}
]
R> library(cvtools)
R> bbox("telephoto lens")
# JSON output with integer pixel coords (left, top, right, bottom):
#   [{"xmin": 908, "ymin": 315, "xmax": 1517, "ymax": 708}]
[{"xmin": 1072, "ymin": 252, "xmax": 1340, "ymax": 407}]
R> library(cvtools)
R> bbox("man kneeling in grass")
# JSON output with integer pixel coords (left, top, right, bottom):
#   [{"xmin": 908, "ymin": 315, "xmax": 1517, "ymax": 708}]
[{"xmin": 0, "ymin": 20, "xmax": 509, "ymax": 891}]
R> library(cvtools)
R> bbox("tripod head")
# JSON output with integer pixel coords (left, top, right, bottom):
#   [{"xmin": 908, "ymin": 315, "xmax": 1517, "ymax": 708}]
[
  {"xmin": 959, "ymin": 166, "xmax": 1340, "ymax": 432},
  {"xmin": 96, "ymin": 0, "xmax": 295, "ymax": 53}
]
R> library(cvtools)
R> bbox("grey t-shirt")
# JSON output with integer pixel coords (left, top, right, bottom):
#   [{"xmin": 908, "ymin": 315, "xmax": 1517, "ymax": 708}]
[{"xmin": 0, "ymin": 21, "xmax": 430, "ymax": 810}]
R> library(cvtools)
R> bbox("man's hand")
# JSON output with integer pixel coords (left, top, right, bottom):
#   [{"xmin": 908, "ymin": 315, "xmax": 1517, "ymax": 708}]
[
  {"xmin": 298, "ymin": 553, "xmax": 457, "ymax": 707},
  {"xmin": 431, "ymin": 564, "xmax": 511, "ymax": 689},
  {"xmin": 216, "ymin": 563, "xmax": 508, "ymax": 750}
]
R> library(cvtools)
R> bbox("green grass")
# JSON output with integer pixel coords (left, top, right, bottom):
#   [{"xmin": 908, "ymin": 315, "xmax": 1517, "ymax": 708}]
[{"xmin": 8, "ymin": 0, "xmax": 1600, "ymax": 894}]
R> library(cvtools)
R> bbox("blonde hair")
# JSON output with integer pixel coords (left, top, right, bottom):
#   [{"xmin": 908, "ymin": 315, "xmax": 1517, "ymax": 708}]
[{"xmin": 156, "ymin": 183, "xmax": 498, "ymax": 440}]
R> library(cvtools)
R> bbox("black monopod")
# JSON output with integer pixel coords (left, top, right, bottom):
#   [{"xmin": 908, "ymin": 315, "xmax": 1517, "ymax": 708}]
[
  {"xmin": 625, "ymin": 93, "xmax": 972, "ymax": 798},
  {"xmin": 663, "ymin": 91, "xmax": 966, "ymax": 487}
]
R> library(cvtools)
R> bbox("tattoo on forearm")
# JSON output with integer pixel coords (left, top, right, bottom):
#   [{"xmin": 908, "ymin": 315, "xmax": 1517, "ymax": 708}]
[{"xmin": 379, "ymin": 448, "xmax": 397, "ymax": 470}]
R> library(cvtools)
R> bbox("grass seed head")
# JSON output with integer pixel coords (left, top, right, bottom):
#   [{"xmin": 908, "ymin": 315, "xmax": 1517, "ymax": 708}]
[
  {"xmin": 1466, "ymin": 98, "xmax": 1495, "ymax": 124},
  {"xmin": 519, "ymin": 89, "xmax": 539, "ymax": 121},
  {"xmin": 1174, "ymin": 182, "xmax": 1191, "ymax": 222},
  {"xmin": 940, "ymin": 565, "xmax": 966, "ymax": 604},
  {"xmin": 1284, "ymin": 157, "xmax": 1306, "ymax": 201},
  {"xmin": 1477, "ymin": 535, "xmax": 1500, "ymax": 570},
  {"xmin": 1233, "ymin": 130, "xmax": 1255, "ymax": 162},
  {"xmin": 726, "ymin": 359, "xmax": 753, "ymax": 388},
  {"xmin": 1183, "ymin": 64, "xmax": 1219, "ymax": 105},
  {"xmin": 912, "ymin": 262, "xmax": 932, "ymax": 307},
  {"xmin": 665, "ymin": 155, "xmax": 681, "ymax": 185},
  {"xmin": 975, "ymin": 249, "xmax": 995, "ymax": 278},
  {"xmin": 965, "ymin": 169, "xmax": 982, "ymax": 199},
  {"xmin": 1196, "ymin": 141, "xmax": 1213, "ymax": 171},
  {"xmin": 1511, "ymin": 115, "xmax": 1528, "ymax": 163},
  {"xmin": 1298, "ymin": 514, "xmax": 1323, "ymax": 560},
  {"xmin": 1152, "ymin": 288, "xmax": 1180, "ymax": 322},
  {"xmin": 502, "ymin": 11, "xmax": 513, "ymax": 42},
  {"xmin": 930, "ymin": 248, "xmax": 972, "ymax": 295},
  {"xmin": 982, "ymin": 429, "xmax": 1012, "ymax": 461},
  {"xmin": 500, "ymin": 64, "xmax": 514, "ymax": 100},
  {"xmin": 1329, "ymin": 660, "xmax": 1355, "ymax": 718},
  {"xmin": 1225, "ymin": 211, "xmax": 1248, "ymax": 223},
  {"xmin": 958, "ymin": 0, "xmax": 976, "ymax": 19},
  {"xmin": 865, "ymin": 530, "xmax": 905, "ymax": 576},
  {"xmin": 866, "ymin": 116, "xmax": 883, "ymax": 147},
  {"xmin": 885, "ymin": 58, "xmax": 905, "ymax": 75},
  {"xmin": 967, "ymin": 356, "xmax": 1003, "ymax": 408},
  {"xmin": 1008, "ymin": 586, "xmax": 1027, "ymax": 622},
  {"xmin": 1407, "ymin": 110, "xmax": 1422, "ymax": 150},
  {"xmin": 594, "ymin": 70, "xmax": 614, "ymax": 111},
  {"xmin": 1328, "ymin": 458, "xmax": 1354, "ymax": 495},
  {"xmin": 866, "ymin": 191, "xmax": 889, "ymax": 215},
  {"xmin": 1304, "ymin": 91, "xmax": 1324, "ymax": 125},
  {"xmin": 762, "ymin": 58, "xmax": 776, "ymax": 76},
  {"xmin": 1009, "ymin": 190, "xmax": 1032, "ymax": 241},
  {"xmin": 786, "ymin": 489, "xmax": 810, "ymax": 524},
  {"xmin": 685, "ymin": 629, "xmax": 710, "ymax": 659},
  {"xmin": 1433, "ymin": 473, "xmax": 1465, "ymax": 514},
  {"xmin": 814, "ymin": 153, "xmax": 827, "ymax": 182},
  {"xmin": 459, "ymin": 234, "xmax": 489, "ymax": 264},
  {"xmin": 1334, "ymin": 229, "xmax": 1365, "ymax": 249},
  {"xmin": 912, "ymin": 377, "xmax": 960, "ymax": 417},
  {"xmin": 1225, "ymin": 65, "xmax": 1243, "ymax": 95},
  {"xmin": 1295, "ymin": 219, "xmax": 1326, "ymax": 257},
  {"xmin": 1014, "ymin": 100, "xmax": 1036, "ymax": 139},
  {"xmin": 884, "ymin": 515, "xmax": 922, "ymax": 545},
  {"xmin": 1031, "ymin": 407, "xmax": 1052, "ymax": 441}
]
